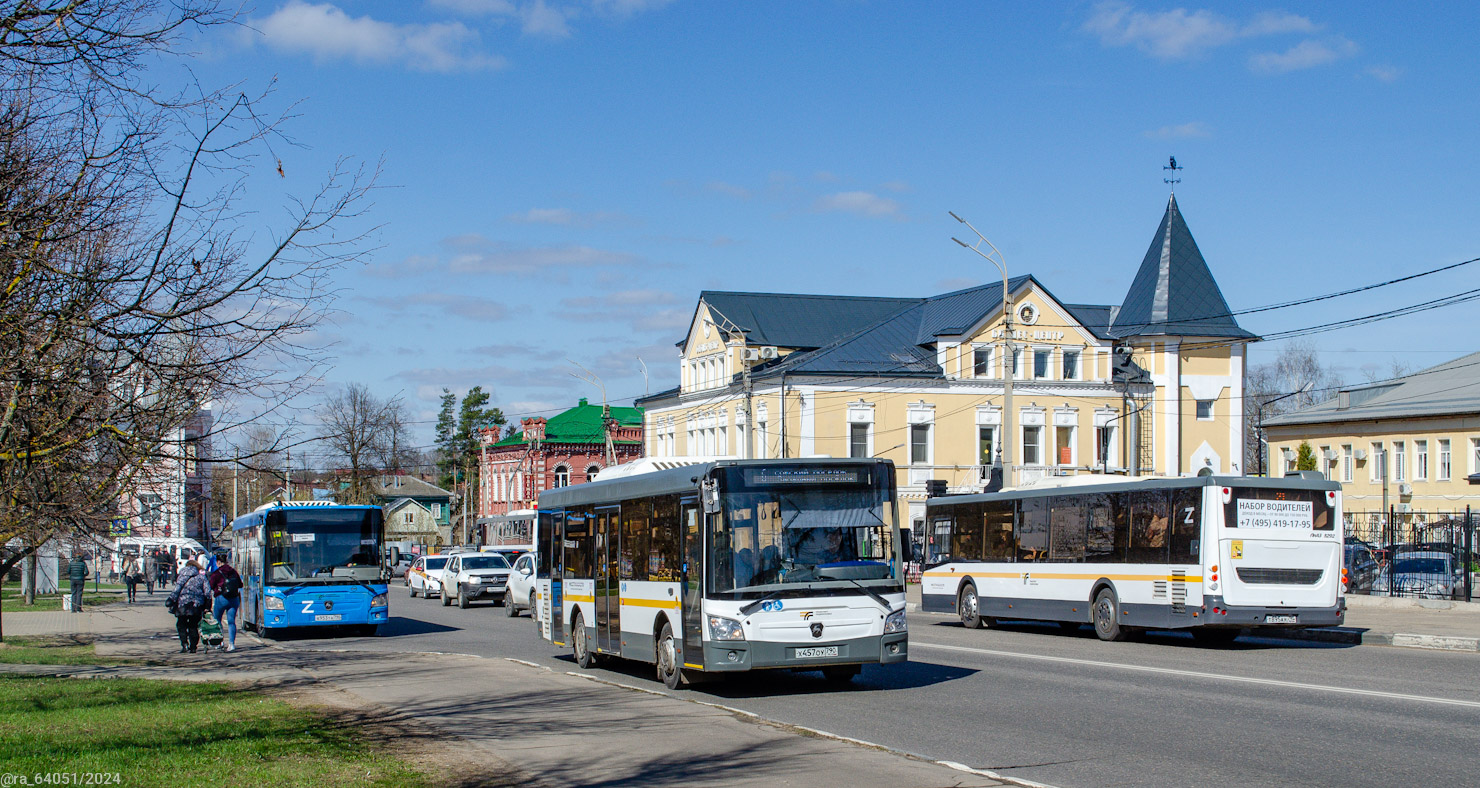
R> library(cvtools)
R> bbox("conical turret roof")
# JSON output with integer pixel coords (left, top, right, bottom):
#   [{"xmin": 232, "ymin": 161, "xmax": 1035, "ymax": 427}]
[{"xmin": 1109, "ymin": 194, "xmax": 1256, "ymax": 340}]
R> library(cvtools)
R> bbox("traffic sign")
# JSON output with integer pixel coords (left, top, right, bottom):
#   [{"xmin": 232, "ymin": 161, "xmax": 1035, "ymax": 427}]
[{"xmin": 109, "ymin": 518, "xmax": 129, "ymax": 536}]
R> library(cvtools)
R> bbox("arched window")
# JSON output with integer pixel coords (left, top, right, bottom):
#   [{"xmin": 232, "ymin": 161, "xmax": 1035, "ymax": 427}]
[
  {"xmin": 586, "ymin": 465, "xmax": 601, "ymax": 480},
  {"xmin": 553, "ymin": 465, "xmax": 569, "ymax": 488}
]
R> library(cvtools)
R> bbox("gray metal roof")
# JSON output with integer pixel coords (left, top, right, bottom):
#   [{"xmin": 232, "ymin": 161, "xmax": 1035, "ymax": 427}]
[
  {"xmin": 1109, "ymin": 195, "xmax": 1256, "ymax": 340},
  {"xmin": 1265, "ymin": 351, "xmax": 1480, "ymax": 426},
  {"xmin": 913, "ymin": 276, "xmax": 1035, "ymax": 343},
  {"xmin": 371, "ymin": 475, "xmax": 452, "ymax": 499},
  {"xmin": 692, "ymin": 291, "xmax": 918, "ymax": 351}
]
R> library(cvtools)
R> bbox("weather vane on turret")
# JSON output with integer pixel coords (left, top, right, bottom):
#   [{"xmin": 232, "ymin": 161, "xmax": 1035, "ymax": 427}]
[{"xmin": 1163, "ymin": 155, "xmax": 1182, "ymax": 192}]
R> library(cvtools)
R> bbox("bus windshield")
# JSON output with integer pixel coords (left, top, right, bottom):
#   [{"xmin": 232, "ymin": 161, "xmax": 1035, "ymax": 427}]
[
  {"xmin": 710, "ymin": 464, "xmax": 897, "ymax": 595},
  {"xmin": 266, "ymin": 508, "xmax": 383, "ymax": 585}
]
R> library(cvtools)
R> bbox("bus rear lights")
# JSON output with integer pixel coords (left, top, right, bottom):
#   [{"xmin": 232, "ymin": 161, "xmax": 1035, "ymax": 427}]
[
  {"xmin": 1326, "ymin": 491, "xmax": 1338, "ymax": 504},
  {"xmin": 1221, "ymin": 487, "xmax": 1232, "ymax": 504}
]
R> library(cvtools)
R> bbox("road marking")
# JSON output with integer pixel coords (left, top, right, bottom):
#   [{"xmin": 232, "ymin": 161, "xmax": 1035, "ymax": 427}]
[{"xmin": 912, "ymin": 641, "xmax": 1480, "ymax": 710}]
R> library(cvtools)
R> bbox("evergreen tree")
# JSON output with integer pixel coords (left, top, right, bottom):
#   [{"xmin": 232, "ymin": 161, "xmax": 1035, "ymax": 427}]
[
  {"xmin": 435, "ymin": 388, "xmax": 458, "ymax": 489},
  {"xmin": 1295, "ymin": 442, "xmax": 1318, "ymax": 472}
]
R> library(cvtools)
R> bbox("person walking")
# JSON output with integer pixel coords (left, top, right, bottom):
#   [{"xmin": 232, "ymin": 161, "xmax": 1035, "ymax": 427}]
[
  {"xmin": 121, "ymin": 553, "xmax": 142, "ymax": 604},
  {"xmin": 143, "ymin": 552, "xmax": 156, "ymax": 595},
  {"xmin": 167, "ymin": 557, "xmax": 212, "ymax": 653},
  {"xmin": 66, "ymin": 552, "xmax": 89, "ymax": 613},
  {"xmin": 207, "ymin": 551, "xmax": 243, "ymax": 652}
]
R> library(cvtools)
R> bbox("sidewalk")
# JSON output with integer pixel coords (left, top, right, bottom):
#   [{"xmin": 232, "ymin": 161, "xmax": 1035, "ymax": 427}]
[
  {"xmin": 905, "ymin": 585, "xmax": 1480, "ymax": 651},
  {"xmin": 2, "ymin": 599, "xmax": 1012, "ymax": 788}
]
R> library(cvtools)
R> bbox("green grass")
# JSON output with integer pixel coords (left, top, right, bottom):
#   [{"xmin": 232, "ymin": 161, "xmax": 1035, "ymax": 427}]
[
  {"xmin": 0, "ymin": 677, "xmax": 433, "ymax": 787},
  {"xmin": 0, "ymin": 635, "xmax": 140, "ymax": 666},
  {"xmin": 0, "ymin": 589, "xmax": 123, "ymax": 612}
]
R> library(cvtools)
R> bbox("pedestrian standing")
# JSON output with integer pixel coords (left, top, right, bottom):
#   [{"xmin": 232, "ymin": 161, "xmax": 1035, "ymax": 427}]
[
  {"xmin": 208, "ymin": 552, "xmax": 243, "ymax": 652},
  {"xmin": 143, "ymin": 552, "xmax": 156, "ymax": 595},
  {"xmin": 66, "ymin": 552, "xmax": 89, "ymax": 613},
  {"xmin": 121, "ymin": 553, "xmax": 142, "ymax": 603},
  {"xmin": 167, "ymin": 557, "xmax": 212, "ymax": 653}
]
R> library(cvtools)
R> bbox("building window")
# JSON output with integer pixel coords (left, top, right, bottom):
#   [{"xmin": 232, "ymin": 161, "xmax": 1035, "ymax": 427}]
[
  {"xmin": 1342, "ymin": 444, "xmax": 1353, "ymax": 483},
  {"xmin": 1438, "ymin": 439, "xmax": 1451, "ymax": 480},
  {"xmin": 1061, "ymin": 350, "xmax": 1079, "ymax": 380},
  {"xmin": 431, "ymin": 503, "xmax": 442, "ymax": 519},
  {"xmin": 910, "ymin": 424, "xmax": 930, "ymax": 465},
  {"xmin": 1094, "ymin": 426, "xmax": 1115, "ymax": 468},
  {"xmin": 586, "ymin": 465, "xmax": 601, "ymax": 480},
  {"xmin": 1011, "ymin": 348, "xmax": 1022, "ymax": 379},
  {"xmin": 554, "ymin": 466, "xmax": 569, "ymax": 488},
  {"xmin": 973, "ymin": 346, "xmax": 993, "ymax": 377},
  {"xmin": 757, "ymin": 421, "xmax": 768, "ymax": 459},
  {"xmin": 1416, "ymin": 441, "xmax": 1428, "ymax": 481},
  {"xmin": 1195, "ymin": 400, "xmax": 1213, "ymax": 421},
  {"xmin": 404, "ymin": 511, "xmax": 414, "ymax": 524},
  {"xmin": 1369, "ymin": 442, "xmax": 1383, "ymax": 482},
  {"xmin": 978, "ymin": 427, "xmax": 995, "ymax": 467},
  {"xmin": 1392, "ymin": 441, "xmax": 1406, "ymax": 482},
  {"xmin": 1033, "ymin": 349, "xmax": 1050, "ymax": 379},
  {"xmin": 139, "ymin": 494, "xmax": 162, "ymax": 525},
  {"xmin": 850, "ymin": 423, "xmax": 869, "ymax": 459},
  {"xmin": 1022, "ymin": 426, "xmax": 1043, "ymax": 465},
  {"xmin": 1055, "ymin": 425, "xmax": 1075, "ymax": 466},
  {"xmin": 1285, "ymin": 447, "xmax": 1297, "ymax": 474}
]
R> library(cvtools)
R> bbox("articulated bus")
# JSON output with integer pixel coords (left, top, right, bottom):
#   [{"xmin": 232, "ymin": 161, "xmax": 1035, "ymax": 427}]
[
  {"xmin": 534, "ymin": 458, "xmax": 909, "ymax": 688},
  {"xmin": 234, "ymin": 501, "xmax": 389, "ymax": 636},
  {"xmin": 921, "ymin": 473, "xmax": 1346, "ymax": 643}
]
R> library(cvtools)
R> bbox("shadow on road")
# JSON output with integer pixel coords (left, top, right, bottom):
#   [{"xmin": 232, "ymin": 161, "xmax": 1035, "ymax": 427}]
[{"xmin": 923, "ymin": 617, "xmax": 1356, "ymax": 650}]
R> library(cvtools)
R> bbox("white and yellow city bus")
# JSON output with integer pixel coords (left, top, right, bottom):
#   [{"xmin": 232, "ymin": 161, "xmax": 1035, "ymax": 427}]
[
  {"xmin": 534, "ymin": 458, "xmax": 909, "ymax": 688},
  {"xmin": 920, "ymin": 473, "xmax": 1346, "ymax": 643}
]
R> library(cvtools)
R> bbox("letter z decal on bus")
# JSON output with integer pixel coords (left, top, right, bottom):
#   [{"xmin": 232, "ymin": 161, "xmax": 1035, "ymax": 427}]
[{"xmin": 301, "ymin": 600, "xmax": 314, "ymax": 615}]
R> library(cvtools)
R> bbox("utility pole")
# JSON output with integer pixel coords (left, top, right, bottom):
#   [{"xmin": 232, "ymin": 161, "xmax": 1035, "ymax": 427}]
[
  {"xmin": 741, "ymin": 360, "xmax": 754, "ymax": 459},
  {"xmin": 231, "ymin": 462, "xmax": 238, "ymax": 522},
  {"xmin": 285, "ymin": 446, "xmax": 291, "ymax": 501},
  {"xmin": 951, "ymin": 212, "xmax": 1014, "ymax": 486}
]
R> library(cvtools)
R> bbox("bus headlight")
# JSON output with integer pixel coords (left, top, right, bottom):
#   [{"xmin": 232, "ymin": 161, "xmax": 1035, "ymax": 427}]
[
  {"xmin": 264, "ymin": 596, "xmax": 285, "ymax": 611},
  {"xmin": 884, "ymin": 609, "xmax": 908, "ymax": 634},
  {"xmin": 708, "ymin": 615, "xmax": 745, "ymax": 641},
  {"xmin": 370, "ymin": 593, "xmax": 387, "ymax": 608}
]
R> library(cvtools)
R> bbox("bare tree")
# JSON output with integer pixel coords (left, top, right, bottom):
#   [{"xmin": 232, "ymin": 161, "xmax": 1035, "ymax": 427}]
[
  {"xmin": 1243, "ymin": 340, "xmax": 1344, "ymax": 475},
  {"xmin": 0, "ymin": 1, "xmax": 376, "ymax": 621},
  {"xmin": 317, "ymin": 384, "xmax": 405, "ymax": 505}
]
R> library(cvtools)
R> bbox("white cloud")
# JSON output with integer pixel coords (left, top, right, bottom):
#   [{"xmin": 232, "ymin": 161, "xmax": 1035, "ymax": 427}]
[
  {"xmin": 879, "ymin": 180, "xmax": 912, "ymax": 193},
  {"xmin": 428, "ymin": 0, "xmax": 517, "ymax": 15},
  {"xmin": 255, "ymin": 2, "xmax": 503, "ymax": 72},
  {"xmin": 592, "ymin": 0, "xmax": 676, "ymax": 16},
  {"xmin": 502, "ymin": 207, "xmax": 630, "ymax": 226},
  {"xmin": 1083, "ymin": 2, "xmax": 1323, "ymax": 61},
  {"xmin": 813, "ymin": 191, "xmax": 901, "ymax": 218},
  {"xmin": 705, "ymin": 181, "xmax": 752, "ymax": 200},
  {"xmin": 363, "ymin": 292, "xmax": 514, "ymax": 322},
  {"xmin": 446, "ymin": 236, "xmax": 642, "ymax": 275},
  {"xmin": 1249, "ymin": 37, "xmax": 1358, "ymax": 74},
  {"xmin": 1365, "ymin": 64, "xmax": 1402, "ymax": 83},
  {"xmin": 1143, "ymin": 121, "xmax": 1212, "ymax": 139},
  {"xmin": 520, "ymin": 0, "xmax": 572, "ymax": 38}
]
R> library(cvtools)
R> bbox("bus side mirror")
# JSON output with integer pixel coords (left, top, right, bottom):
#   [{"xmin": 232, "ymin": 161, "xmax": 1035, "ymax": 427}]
[
  {"xmin": 388, "ymin": 547, "xmax": 401, "ymax": 566},
  {"xmin": 897, "ymin": 528, "xmax": 914, "ymax": 563}
]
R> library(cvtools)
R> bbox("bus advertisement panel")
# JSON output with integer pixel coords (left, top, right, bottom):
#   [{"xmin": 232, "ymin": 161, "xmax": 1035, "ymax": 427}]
[
  {"xmin": 534, "ymin": 458, "xmax": 909, "ymax": 688},
  {"xmin": 920, "ymin": 474, "xmax": 1344, "ymax": 643},
  {"xmin": 235, "ymin": 502, "xmax": 389, "ymax": 636}
]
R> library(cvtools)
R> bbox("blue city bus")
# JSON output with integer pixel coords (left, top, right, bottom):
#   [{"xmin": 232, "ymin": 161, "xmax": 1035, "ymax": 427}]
[{"xmin": 234, "ymin": 501, "xmax": 389, "ymax": 636}]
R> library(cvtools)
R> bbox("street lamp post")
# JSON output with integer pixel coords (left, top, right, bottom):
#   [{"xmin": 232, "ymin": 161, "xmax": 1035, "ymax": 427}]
[
  {"xmin": 1255, "ymin": 382, "xmax": 1313, "ymax": 477},
  {"xmin": 951, "ymin": 212, "xmax": 1014, "ymax": 487}
]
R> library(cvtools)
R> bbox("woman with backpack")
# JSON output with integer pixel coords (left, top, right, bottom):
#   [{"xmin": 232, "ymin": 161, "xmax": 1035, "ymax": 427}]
[
  {"xmin": 208, "ymin": 552, "xmax": 243, "ymax": 652},
  {"xmin": 167, "ymin": 556, "xmax": 212, "ymax": 653}
]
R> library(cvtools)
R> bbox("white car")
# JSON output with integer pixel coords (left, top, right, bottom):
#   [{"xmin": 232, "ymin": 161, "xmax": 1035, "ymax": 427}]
[
  {"xmin": 406, "ymin": 554, "xmax": 450, "ymax": 598},
  {"xmin": 442, "ymin": 552, "xmax": 514, "ymax": 609},
  {"xmin": 504, "ymin": 553, "xmax": 538, "ymax": 618}
]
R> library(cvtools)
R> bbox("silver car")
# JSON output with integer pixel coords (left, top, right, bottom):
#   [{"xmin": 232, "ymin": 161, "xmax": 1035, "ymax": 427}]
[
  {"xmin": 504, "ymin": 552, "xmax": 538, "ymax": 618},
  {"xmin": 1370, "ymin": 551, "xmax": 1464, "ymax": 599}
]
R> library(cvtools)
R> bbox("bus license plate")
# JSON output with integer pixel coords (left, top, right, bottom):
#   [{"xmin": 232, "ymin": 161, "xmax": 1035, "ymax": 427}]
[
  {"xmin": 314, "ymin": 614, "xmax": 342, "ymax": 622},
  {"xmin": 1264, "ymin": 614, "xmax": 1298, "ymax": 624},
  {"xmin": 794, "ymin": 646, "xmax": 839, "ymax": 659}
]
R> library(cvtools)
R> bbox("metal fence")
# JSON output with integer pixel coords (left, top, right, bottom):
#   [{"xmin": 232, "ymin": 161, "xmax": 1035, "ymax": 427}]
[{"xmin": 1344, "ymin": 507, "xmax": 1476, "ymax": 602}]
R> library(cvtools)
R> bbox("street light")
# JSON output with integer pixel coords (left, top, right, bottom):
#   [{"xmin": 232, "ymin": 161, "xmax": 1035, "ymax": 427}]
[
  {"xmin": 950, "ymin": 211, "xmax": 1014, "ymax": 487},
  {"xmin": 1255, "ymin": 382, "xmax": 1314, "ymax": 477}
]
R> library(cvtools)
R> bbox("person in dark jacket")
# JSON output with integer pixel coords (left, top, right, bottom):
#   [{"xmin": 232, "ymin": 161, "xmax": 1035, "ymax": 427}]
[
  {"xmin": 207, "ymin": 552, "xmax": 243, "ymax": 652},
  {"xmin": 121, "ymin": 553, "xmax": 142, "ymax": 603},
  {"xmin": 168, "ymin": 558, "xmax": 212, "ymax": 653},
  {"xmin": 66, "ymin": 553, "xmax": 89, "ymax": 613}
]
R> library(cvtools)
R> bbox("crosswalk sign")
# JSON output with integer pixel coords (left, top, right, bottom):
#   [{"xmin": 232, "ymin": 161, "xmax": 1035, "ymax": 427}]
[{"xmin": 110, "ymin": 518, "xmax": 129, "ymax": 536}]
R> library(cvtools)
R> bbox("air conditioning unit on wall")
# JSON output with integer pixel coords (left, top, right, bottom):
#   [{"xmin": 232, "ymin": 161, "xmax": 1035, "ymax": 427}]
[
  {"xmin": 1398, "ymin": 483, "xmax": 1413, "ymax": 496},
  {"xmin": 1354, "ymin": 449, "xmax": 1368, "ymax": 461}
]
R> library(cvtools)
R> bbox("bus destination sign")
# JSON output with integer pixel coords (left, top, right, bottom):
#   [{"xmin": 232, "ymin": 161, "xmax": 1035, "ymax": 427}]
[
  {"xmin": 745, "ymin": 468, "xmax": 862, "ymax": 485},
  {"xmin": 1236, "ymin": 499, "xmax": 1313, "ymax": 529}
]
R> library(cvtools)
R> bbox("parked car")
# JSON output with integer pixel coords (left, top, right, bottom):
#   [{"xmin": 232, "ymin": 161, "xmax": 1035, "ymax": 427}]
[
  {"xmin": 1343, "ymin": 542, "xmax": 1379, "ymax": 594},
  {"xmin": 442, "ymin": 552, "xmax": 513, "ymax": 609},
  {"xmin": 1370, "ymin": 551, "xmax": 1465, "ymax": 600},
  {"xmin": 481, "ymin": 544, "xmax": 533, "ymax": 563},
  {"xmin": 504, "ymin": 552, "xmax": 538, "ymax": 618},
  {"xmin": 406, "ymin": 554, "xmax": 450, "ymax": 598}
]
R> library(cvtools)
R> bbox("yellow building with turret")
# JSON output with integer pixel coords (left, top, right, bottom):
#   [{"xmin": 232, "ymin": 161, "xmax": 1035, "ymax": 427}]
[{"xmin": 637, "ymin": 195, "xmax": 1258, "ymax": 533}]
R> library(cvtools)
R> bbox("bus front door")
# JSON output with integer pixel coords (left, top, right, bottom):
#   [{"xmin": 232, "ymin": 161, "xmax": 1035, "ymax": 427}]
[
  {"xmin": 596, "ymin": 508, "xmax": 620, "ymax": 653},
  {"xmin": 680, "ymin": 501, "xmax": 704, "ymax": 669}
]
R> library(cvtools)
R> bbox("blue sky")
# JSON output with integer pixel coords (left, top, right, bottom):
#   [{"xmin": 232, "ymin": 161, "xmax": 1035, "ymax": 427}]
[{"xmin": 181, "ymin": 1, "xmax": 1480, "ymax": 458}]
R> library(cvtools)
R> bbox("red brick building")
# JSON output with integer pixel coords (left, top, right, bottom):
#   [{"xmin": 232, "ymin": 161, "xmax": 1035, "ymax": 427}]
[{"xmin": 477, "ymin": 398, "xmax": 644, "ymax": 516}]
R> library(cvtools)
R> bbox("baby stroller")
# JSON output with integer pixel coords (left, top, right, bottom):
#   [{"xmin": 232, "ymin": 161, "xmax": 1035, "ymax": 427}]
[{"xmin": 199, "ymin": 611, "xmax": 226, "ymax": 652}]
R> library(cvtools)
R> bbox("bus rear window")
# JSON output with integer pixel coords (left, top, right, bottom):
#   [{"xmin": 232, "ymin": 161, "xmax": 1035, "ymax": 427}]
[{"xmin": 1224, "ymin": 488, "xmax": 1332, "ymax": 531}]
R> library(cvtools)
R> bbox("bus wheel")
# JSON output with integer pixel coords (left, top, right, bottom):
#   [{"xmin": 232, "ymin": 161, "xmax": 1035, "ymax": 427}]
[
  {"xmin": 821, "ymin": 665, "xmax": 860, "ymax": 684},
  {"xmin": 959, "ymin": 584, "xmax": 985, "ymax": 629},
  {"xmin": 1093, "ymin": 587, "xmax": 1128, "ymax": 642},
  {"xmin": 573, "ymin": 612, "xmax": 596, "ymax": 669},
  {"xmin": 657, "ymin": 621, "xmax": 684, "ymax": 690}
]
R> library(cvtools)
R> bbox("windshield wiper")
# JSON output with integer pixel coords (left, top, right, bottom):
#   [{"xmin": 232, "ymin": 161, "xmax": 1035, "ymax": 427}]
[
  {"xmin": 739, "ymin": 590, "xmax": 786, "ymax": 617},
  {"xmin": 845, "ymin": 578, "xmax": 896, "ymax": 612}
]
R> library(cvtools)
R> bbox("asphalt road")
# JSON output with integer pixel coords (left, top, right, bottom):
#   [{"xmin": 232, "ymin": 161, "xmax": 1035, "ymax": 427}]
[{"xmin": 263, "ymin": 587, "xmax": 1480, "ymax": 788}]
